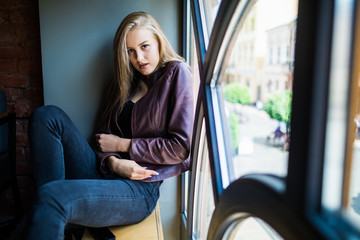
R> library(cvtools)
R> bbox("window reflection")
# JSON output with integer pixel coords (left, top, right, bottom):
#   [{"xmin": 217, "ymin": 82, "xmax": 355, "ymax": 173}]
[
  {"xmin": 184, "ymin": 13, "xmax": 201, "ymax": 218},
  {"xmin": 322, "ymin": 0, "xmax": 353, "ymax": 212},
  {"xmin": 223, "ymin": 217, "xmax": 283, "ymax": 240},
  {"xmin": 349, "ymin": 100, "xmax": 360, "ymax": 226},
  {"xmin": 322, "ymin": 0, "xmax": 360, "ymax": 230},
  {"xmin": 220, "ymin": 0, "xmax": 298, "ymax": 180},
  {"xmin": 185, "ymin": 13, "xmax": 214, "ymax": 238},
  {"xmin": 193, "ymin": 121, "xmax": 215, "ymax": 239},
  {"xmin": 201, "ymin": 0, "xmax": 221, "ymax": 46},
  {"xmin": 344, "ymin": 2, "xmax": 360, "ymax": 228}
]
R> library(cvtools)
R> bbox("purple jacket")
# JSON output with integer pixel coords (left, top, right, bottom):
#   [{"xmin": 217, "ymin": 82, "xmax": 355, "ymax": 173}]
[{"xmin": 95, "ymin": 61, "xmax": 194, "ymax": 182}]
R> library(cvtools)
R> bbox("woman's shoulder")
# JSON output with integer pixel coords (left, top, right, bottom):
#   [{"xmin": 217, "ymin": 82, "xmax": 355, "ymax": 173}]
[
  {"xmin": 164, "ymin": 61, "xmax": 192, "ymax": 88},
  {"xmin": 165, "ymin": 60, "xmax": 191, "ymax": 73},
  {"xmin": 154, "ymin": 61, "xmax": 191, "ymax": 85}
]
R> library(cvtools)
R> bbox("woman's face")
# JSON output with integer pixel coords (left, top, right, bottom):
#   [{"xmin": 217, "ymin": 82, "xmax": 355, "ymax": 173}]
[{"xmin": 126, "ymin": 28, "xmax": 160, "ymax": 76}]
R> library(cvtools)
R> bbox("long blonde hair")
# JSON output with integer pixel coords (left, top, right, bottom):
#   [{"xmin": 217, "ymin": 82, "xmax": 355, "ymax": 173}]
[{"xmin": 101, "ymin": 12, "xmax": 184, "ymax": 129}]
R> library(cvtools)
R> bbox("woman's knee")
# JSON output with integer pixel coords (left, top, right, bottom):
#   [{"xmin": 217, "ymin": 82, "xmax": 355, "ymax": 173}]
[
  {"xmin": 30, "ymin": 105, "xmax": 65, "ymax": 124},
  {"xmin": 29, "ymin": 105, "xmax": 69, "ymax": 135}
]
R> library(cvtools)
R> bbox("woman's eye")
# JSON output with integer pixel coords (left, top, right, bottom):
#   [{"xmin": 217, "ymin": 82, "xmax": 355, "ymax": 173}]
[
  {"xmin": 141, "ymin": 44, "xmax": 149, "ymax": 49},
  {"xmin": 127, "ymin": 49, "xmax": 134, "ymax": 54}
]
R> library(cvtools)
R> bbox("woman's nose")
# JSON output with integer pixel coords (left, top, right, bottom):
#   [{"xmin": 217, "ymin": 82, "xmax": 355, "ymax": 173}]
[{"xmin": 136, "ymin": 51, "xmax": 144, "ymax": 61}]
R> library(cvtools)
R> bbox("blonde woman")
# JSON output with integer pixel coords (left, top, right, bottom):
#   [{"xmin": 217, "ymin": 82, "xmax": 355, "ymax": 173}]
[{"xmin": 25, "ymin": 12, "xmax": 194, "ymax": 239}]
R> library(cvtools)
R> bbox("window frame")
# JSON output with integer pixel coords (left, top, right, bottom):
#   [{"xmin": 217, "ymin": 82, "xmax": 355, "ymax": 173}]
[{"xmin": 182, "ymin": 0, "xmax": 360, "ymax": 239}]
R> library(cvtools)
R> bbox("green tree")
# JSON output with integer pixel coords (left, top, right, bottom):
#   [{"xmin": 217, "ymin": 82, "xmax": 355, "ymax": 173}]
[
  {"xmin": 264, "ymin": 91, "xmax": 292, "ymax": 125},
  {"xmin": 223, "ymin": 83, "xmax": 251, "ymax": 105},
  {"xmin": 228, "ymin": 112, "xmax": 239, "ymax": 154}
]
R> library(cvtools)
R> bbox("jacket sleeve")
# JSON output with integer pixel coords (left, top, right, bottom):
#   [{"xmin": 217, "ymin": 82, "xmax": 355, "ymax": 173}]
[
  {"xmin": 93, "ymin": 122, "xmax": 123, "ymax": 174},
  {"xmin": 129, "ymin": 62, "xmax": 194, "ymax": 165}
]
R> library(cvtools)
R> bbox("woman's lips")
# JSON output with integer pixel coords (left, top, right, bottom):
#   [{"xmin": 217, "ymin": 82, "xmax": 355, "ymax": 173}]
[{"xmin": 139, "ymin": 63, "xmax": 148, "ymax": 69}]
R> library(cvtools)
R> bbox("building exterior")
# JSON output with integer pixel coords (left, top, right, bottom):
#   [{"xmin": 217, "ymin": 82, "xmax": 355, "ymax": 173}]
[
  {"xmin": 263, "ymin": 19, "xmax": 296, "ymax": 101},
  {"xmin": 223, "ymin": 2, "xmax": 297, "ymax": 105}
]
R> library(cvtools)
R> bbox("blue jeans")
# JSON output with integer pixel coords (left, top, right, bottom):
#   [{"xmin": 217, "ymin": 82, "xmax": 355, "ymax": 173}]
[{"xmin": 25, "ymin": 105, "xmax": 161, "ymax": 240}]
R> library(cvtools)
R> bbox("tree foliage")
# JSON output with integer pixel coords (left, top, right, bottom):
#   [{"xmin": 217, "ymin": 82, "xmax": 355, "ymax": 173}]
[
  {"xmin": 223, "ymin": 83, "xmax": 251, "ymax": 105},
  {"xmin": 264, "ymin": 91, "xmax": 292, "ymax": 124},
  {"xmin": 228, "ymin": 112, "xmax": 239, "ymax": 153}
]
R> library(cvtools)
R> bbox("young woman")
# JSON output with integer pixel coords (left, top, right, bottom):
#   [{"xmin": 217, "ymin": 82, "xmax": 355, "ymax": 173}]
[{"xmin": 25, "ymin": 11, "xmax": 194, "ymax": 239}]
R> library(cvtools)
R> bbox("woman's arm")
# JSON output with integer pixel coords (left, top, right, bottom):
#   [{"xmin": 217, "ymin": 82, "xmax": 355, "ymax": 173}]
[{"xmin": 93, "ymin": 122, "xmax": 124, "ymax": 174}]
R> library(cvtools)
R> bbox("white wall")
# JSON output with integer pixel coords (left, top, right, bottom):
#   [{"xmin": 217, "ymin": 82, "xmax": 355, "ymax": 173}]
[{"xmin": 38, "ymin": 1, "xmax": 182, "ymax": 239}]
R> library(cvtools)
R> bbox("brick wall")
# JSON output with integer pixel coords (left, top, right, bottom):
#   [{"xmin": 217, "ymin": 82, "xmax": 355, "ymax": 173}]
[{"xmin": 0, "ymin": 0, "xmax": 44, "ymax": 211}]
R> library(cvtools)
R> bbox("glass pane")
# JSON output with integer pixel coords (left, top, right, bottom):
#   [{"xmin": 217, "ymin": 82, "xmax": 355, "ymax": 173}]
[
  {"xmin": 183, "ymin": 171, "xmax": 190, "ymax": 218},
  {"xmin": 223, "ymin": 217, "xmax": 283, "ymax": 240},
  {"xmin": 183, "ymin": 13, "xmax": 201, "ymax": 217},
  {"xmin": 322, "ymin": 0, "xmax": 360, "ymax": 231},
  {"xmin": 348, "ymin": 82, "xmax": 360, "ymax": 226},
  {"xmin": 336, "ymin": 0, "xmax": 360, "ymax": 228},
  {"xmin": 322, "ymin": 0, "xmax": 355, "ymax": 212},
  {"xmin": 193, "ymin": 121, "xmax": 215, "ymax": 239},
  {"xmin": 219, "ymin": 0, "xmax": 298, "ymax": 180},
  {"xmin": 189, "ymin": 19, "xmax": 201, "ymax": 99},
  {"xmin": 200, "ymin": 0, "xmax": 222, "ymax": 43}
]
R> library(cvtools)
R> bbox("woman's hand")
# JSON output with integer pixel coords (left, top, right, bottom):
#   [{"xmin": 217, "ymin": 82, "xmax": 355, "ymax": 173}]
[
  {"xmin": 95, "ymin": 134, "xmax": 131, "ymax": 152},
  {"xmin": 106, "ymin": 156, "xmax": 159, "ymax": 180}
]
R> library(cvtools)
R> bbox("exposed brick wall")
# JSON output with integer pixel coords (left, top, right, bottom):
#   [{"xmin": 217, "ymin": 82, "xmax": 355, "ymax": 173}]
[{"xmin": 0, "ymin": 0, "xmax": 44, "ymax": 211}]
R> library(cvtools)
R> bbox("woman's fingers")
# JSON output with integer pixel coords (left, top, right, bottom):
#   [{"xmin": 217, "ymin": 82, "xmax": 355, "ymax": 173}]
[
  {"xmin": 111, "ymin": 158, "xmax": 159, "ymax": 180},
  {"xmin": 131, "ymin": 166, "xmax": 158, "ymax": 180}
]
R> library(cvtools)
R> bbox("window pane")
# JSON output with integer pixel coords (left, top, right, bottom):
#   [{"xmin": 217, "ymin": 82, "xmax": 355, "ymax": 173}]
[
  {"xmin": 183, "ymin": 171, "xmax": 190, "ymax": 218},
  {"xmin": 219, "ymin": 0, "xmax": 298, "ymax": 180},
  {"xmin": 348, "ymin": 77, "xmax": 360, "ymax": 226},
  {"xmin": 223, "ymin": 217, "xmax": 283, "ymax": 240},
  {"xmin": 183, "ymin": 13, "xmax": 201, "ymax": 217},
  {"xmin": 345, "ymin": 3, "xmax": 360, "ymax": 228},
  {"xmin": 189, "ymin": 19, "xmax": 201, "ymax": 98},
  {"xmin": 322, "ymin": 0, "xmax": 360, "ymax": 232},
  {"xmin": 322, "ymin": 0, "xmax": 354, "ymax": 212},
  {"xmin": 200, "ymin": 0, "xmax": 221, "ymax": 47},
  {"xmin": 193, "ymin": 121, "xmax": 215, "ymax": 239},
  {"xmin": 321, "ymin": 0, "xmax": 360, "ymax": 229}
]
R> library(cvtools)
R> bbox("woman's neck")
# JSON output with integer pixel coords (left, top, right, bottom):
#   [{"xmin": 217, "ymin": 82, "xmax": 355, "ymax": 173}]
[{"xmin": 131, "ymin": 79, "xmax": 148, "ymax": 103}]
